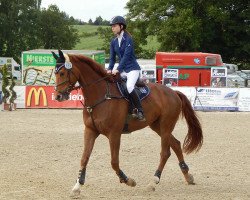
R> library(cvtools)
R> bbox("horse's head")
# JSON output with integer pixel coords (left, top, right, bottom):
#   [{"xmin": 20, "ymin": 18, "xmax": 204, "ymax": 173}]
[{"xmin": 52, "ymin": 50, "xmax": 78, "ymax": 102}]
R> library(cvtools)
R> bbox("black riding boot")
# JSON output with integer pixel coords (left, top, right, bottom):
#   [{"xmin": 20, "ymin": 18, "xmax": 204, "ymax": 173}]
[{"xmin": 129, "ymin": 90, "xmax": 146, "ymax": 121}]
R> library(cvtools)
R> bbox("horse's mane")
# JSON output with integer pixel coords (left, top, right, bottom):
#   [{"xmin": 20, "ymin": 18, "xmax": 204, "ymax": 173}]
[{"xmin": 68, "ymin": 54, "xmax": 114, "ymax": 82}]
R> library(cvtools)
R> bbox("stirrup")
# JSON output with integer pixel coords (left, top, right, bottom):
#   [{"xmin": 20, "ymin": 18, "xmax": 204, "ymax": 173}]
[
  {"xmin": 132, "ymin": 109, "xmax": 146, "ymax": 121},
  {"xmin": 137, "ymin": 111, "xmax": 146, "ymax": 121},
  {"xmin": 132, "ymin": 108, "xmax": 138, "ymax": 119}
]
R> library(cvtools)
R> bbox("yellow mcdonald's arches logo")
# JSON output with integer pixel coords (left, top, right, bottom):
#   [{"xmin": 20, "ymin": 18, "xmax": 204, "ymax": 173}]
[{"xmin": 27, "ymin": 87, "xmax": 48, "ymax": 107}]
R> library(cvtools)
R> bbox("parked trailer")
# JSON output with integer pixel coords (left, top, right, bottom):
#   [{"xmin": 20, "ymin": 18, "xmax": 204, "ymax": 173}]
[
  {"xmin": 156, "ymin": 52, "xmax": 224, "ymax": 86},
  {"xmin": 0, "ymin": 57, "xmax": 21, "ymax": 80}
]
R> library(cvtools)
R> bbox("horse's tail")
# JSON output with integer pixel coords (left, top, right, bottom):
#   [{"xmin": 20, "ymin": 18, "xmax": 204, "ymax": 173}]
[{"xmin": 176, "ymin": 91, "xmax": 203, "ymax": 154}]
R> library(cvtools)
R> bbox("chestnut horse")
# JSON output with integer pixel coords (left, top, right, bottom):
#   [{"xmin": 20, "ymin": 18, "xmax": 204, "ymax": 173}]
[{"xmin": 52, "ymin": 50, "xmax": 203, "ymax": 197}]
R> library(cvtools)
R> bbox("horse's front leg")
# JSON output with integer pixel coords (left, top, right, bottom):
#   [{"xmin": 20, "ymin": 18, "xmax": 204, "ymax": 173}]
[
  {"xmin": 109, "ymin": 133, "xmax": 136, "ymax": 187},
  {"xmin": 70, "ymin": 127, "xmax": 99, "ymax": 198}
]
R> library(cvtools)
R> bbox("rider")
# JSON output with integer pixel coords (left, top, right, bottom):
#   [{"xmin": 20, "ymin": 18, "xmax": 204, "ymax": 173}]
[{"xmin": 107, "ymin": 16, "xmax": 146, "ymax": 121}]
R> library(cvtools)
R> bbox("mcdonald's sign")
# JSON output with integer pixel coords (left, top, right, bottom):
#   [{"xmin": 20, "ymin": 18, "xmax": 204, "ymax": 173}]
[{"xmin": 26, "ymin": 87, "xmax": 48, "ymax": 107}]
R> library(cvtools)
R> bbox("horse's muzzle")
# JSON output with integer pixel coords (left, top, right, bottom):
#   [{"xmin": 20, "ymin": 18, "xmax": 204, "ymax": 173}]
[{"xmin": 55, "ymin": 92, "xmax": 69, "ymax": 102}]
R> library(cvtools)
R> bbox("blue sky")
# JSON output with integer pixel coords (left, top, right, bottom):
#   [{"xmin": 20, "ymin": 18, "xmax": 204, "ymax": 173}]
[{"xmin": 41, "ymin": 0, "xmax": 129, "ymax": 22}]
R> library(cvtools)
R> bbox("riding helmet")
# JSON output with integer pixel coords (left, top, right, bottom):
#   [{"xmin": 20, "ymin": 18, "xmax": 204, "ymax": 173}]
[{"xmin": 110, "ymin": 16, "xmax": 127, "ymax": 28}]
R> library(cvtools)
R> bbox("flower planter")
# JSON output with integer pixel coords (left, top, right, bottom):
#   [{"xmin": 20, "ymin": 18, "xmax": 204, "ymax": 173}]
[{"xmin": 3, "ymin": 103, "xmax": 16, "ymax": 111}]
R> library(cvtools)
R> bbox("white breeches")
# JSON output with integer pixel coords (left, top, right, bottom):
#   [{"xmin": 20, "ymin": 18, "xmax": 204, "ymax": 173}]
[{"xmin": 120, "ymin": 70, "xmax": 140, "ymax": 93}]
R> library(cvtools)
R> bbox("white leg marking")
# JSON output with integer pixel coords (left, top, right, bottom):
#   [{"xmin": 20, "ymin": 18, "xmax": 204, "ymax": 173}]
[{"xmin": 70, "ymin": 179, "xmax": 81, "ymax": 198}]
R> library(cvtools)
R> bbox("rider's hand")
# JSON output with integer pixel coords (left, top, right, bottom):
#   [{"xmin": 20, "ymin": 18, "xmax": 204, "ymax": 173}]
[
  {"xmin": 112, "ymin": 69, "xmax": 119, "ymax": 75},
  {"xmin": 106, "ymin": 70, "xmax": 112, "ymax": 74}
]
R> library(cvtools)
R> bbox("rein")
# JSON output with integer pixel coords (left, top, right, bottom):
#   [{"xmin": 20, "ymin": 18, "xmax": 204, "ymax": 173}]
[
  {"xmin": 55, "ymin": 62, "xmax": 113, "ymax": 92},
  {"xmin": 82, "ymin": 75, "xmax": 111, "ymax": 89},
  {"xmin": 84, "ymin": 79, "xmax": 124, "ymax": 134},
  {"xmin": 55, "ymin": 62, "xmax": 124, "ymax": 133}
]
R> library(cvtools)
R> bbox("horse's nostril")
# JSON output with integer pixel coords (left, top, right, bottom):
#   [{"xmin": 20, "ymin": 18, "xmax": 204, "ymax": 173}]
[
  {"xmin": 65, "ymin": 94, "xmax": 70, "ymax": 100},
  {"xmin": 55, "ymin": 94, "xmax": 61, "ymax": 101}
]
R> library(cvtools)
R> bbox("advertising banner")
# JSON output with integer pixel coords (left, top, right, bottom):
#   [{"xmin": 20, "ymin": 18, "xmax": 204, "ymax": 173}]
[
  {"xmin": 141, "ymin": 69, "xmax": 156, "ymax": 83},
  {"xmin": 194, "ymin": 87, "xmax": 239, "ymax": 111},
  {"xmin": 22, "ymin": 50, "xmax": 105, "ymax": 86},
  {"xmin": 162, "ymin": 69, "xmax": 178, "ymax": 86},
  {"xmin": 22, "ymin": 53, "xmax": 56, "ymax": 86},
  {"xmin": 238, "ymin": 88, "xmax": 250, "ymax": 111},
  {"xmin": 11, "ymin": 86, "xmax": 250, "ymax": 111},
  {"xmin": 25, "ymin": 86, "xmax": 84, "ymax": 108},
  {"xmin": 14, "ymin": 86, "xmax": 26, "ymax": 108},
  {"xmin": 211, "ymin": 67, "xmax": 227, "ymax": 87},
  {"xmin": 171, "ymin": 87, "xmax": 196, "ymax": 106}
]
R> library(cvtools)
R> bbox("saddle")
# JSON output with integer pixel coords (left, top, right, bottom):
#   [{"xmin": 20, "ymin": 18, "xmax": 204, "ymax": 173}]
[
  {"xmin": 116, "ymin": 77, "xmax": 150, "ymax": 104},
  {"xmin": 117, "ymin": 77, "xmax": 150, "ymax": 133}
]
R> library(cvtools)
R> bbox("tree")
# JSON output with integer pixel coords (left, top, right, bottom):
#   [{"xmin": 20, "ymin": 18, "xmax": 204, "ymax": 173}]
[
  {"xmin": 0, "ymin": 0, "xmax": 42, "ymax": 62},
  {"xmin": 1, "ymin": 64, "xmax": 10, "ymax": 104},
  {"xmin": 102, "ymin": 19, "xmax": 110, "ymax": 26},
  {"xmin": 97, "ymin": 26, "xmax": 113, "ymax": 54},
  {"xmin": 126, "ymin": 0, "xmax": 250, "ymax": 68},
  {"xmin": 9, "ymin": 76, "xmax": 17, "ymax": 105},
  {"xmin": 37, "ymin": 5, "xmax": 79, "ymax": 49},
  {"xmin": 0, "ymin": 1, "xmax": 80, "ymax": 61},
  {"xmin": 88, "ymin": 19, "xmax": 93, "ymax": 25},
  {"xmin": 94, "ymin": 16, "xmax": 103, "ymax": 25}
]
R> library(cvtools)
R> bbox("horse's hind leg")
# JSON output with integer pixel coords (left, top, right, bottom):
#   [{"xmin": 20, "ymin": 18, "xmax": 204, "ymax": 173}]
[
  {"xmin": 170, "ymin": 135, "xmax": 195, "ymax": 185},
  {"xmin": 149, "ymin": 120, "xmax": 194, "ymax": 187},
  {"xmin": 149, "ymin": 121, "xmax": 172, "ymax": 185},
  {"xmin": 153, "ymin": 135, "xmax": 171, "ymax": 184},
  {"xmin": 146, "ymin": 129, "xmax": 174, "ymax": 192}
]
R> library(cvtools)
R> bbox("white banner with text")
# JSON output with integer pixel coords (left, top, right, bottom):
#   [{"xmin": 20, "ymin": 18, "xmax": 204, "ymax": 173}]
[{"xmin": 8, "ymin": 86, "xmax": 250, "ymax": 112}]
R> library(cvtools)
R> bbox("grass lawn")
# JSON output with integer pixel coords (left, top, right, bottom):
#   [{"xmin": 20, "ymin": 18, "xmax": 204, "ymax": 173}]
[
  {"xmin": 73, "ymin": 25, "xmax": 105, "ymax": 50},
  {"xmin": 73, "ymin": 25, "xmax": 160, "ymax": 53}
]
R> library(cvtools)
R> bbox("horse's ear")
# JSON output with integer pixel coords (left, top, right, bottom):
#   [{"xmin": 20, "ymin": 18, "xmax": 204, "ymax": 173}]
[
  {"xmin": 58, "ymin": 50, "xmax": 65, "ymax": 60},
  {"xmin": 52, "ymin": 51, "xmax": 58, "ymax": 60}
]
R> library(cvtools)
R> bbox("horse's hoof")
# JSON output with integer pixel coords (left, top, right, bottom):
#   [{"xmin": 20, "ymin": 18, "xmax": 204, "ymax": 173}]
[
  {"xmin": 70, "ymin": 181, "xmax": 81, "ymax": 199},
  {"xmin": 153, "ymin": 176, "xmax": 160, "ymax": 184},
  {"xmin": 126, "ymin": 178, "xmax": 136, "ymax": 187},
  {"xmin": 186, "ymin": 173, "xmax": 195, "ymax": 185},
  {"xmin": 70, "ymin": 189, "xmax": 80, "ymax": 199},
  {"xmin": 146, "ymin": 183, "xmax": 156, "ymax": 192}
]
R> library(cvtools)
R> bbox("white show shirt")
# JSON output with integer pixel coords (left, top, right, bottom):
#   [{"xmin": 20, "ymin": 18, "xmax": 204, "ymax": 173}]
[{"xmin": 117, "ymin": 30, "xmax": 124, "ymax": 47}]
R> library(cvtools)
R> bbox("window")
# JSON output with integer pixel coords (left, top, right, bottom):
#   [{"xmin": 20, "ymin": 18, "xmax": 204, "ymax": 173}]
[
  {"xmin": 205, "ymin": 56, "xmax": 217, "ymax": 66},
  {"xmin": 14, "ymin": 66, "xmax": 20, "ymax": 71}
]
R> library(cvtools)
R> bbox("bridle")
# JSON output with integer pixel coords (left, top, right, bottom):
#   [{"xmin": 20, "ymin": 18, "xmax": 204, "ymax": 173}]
[
  {"xmin": 54, "ymin": 62, "xmax": 114, "ymax": 94},
  {"xmin": 54, "ymin": 63, "xmax": 80, "ymax": 94}
]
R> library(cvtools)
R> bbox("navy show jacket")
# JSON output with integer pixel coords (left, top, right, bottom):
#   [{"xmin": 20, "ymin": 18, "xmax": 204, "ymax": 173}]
[{"xmin": 108, "ymin": 31, "xmax": 141, "ymax": 73}]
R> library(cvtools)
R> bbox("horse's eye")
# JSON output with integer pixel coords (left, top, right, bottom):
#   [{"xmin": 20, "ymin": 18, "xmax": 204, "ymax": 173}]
[{"xmin": 59, "ymin": 72, "xmax": 64, "ymax": 77}]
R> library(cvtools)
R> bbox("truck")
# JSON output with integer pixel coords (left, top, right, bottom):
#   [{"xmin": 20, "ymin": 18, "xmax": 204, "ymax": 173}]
[
  {"xmin": 223, "ymin": 63, "xmax": 238, "ymax": 74},
  {"xmin": 156, "ymin": 52, "xmax": 224, "ymax": 87},
  {"xmin": 0, "ymin": 57, "xmax": 22, "ymax": 80}
]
